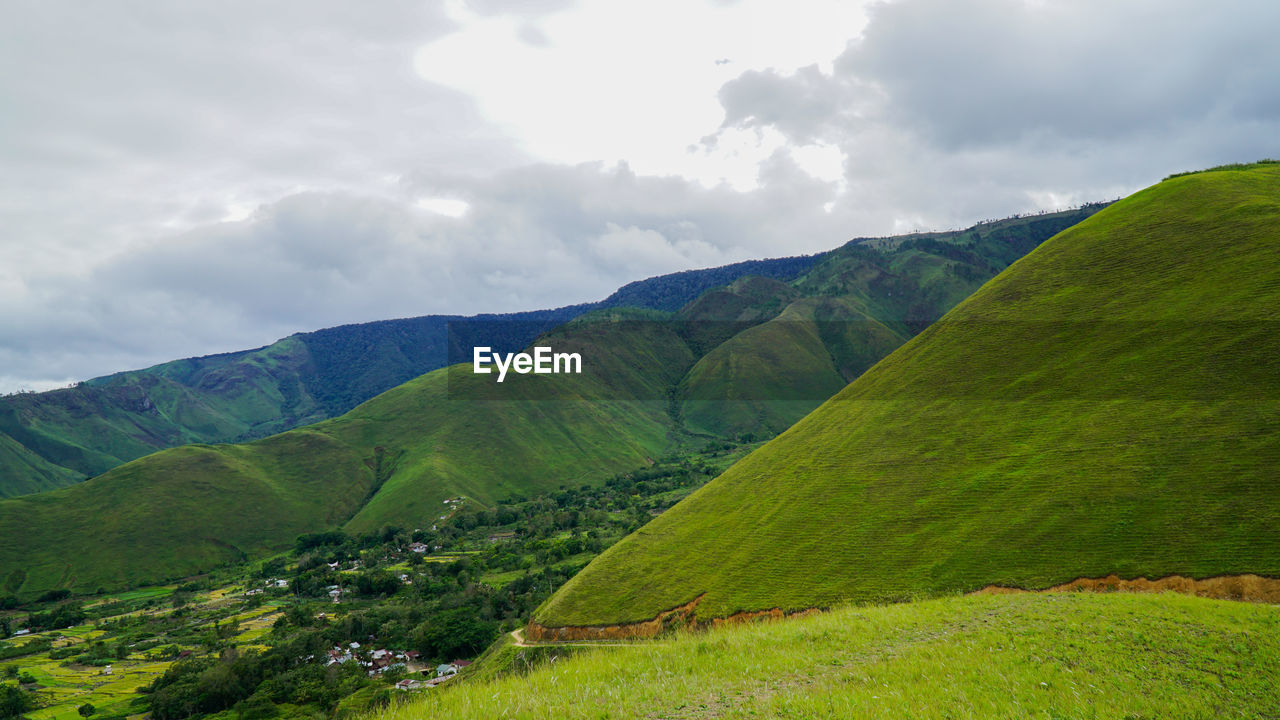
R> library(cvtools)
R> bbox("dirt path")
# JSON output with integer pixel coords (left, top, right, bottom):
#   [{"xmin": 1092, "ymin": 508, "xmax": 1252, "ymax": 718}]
[{"xmin": 509, "ymin": 628, "xmax": 656, "ymax": 648}]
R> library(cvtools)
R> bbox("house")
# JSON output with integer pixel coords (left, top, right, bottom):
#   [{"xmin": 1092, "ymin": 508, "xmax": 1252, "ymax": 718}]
[
  {"xmin": 487, "ymin": 532, "xmax": 516, "ymax": 543},
  {"xmin": 424, "ymin": 675, "xmax": 452, "ymax": 687},
  {"xmin": 435, "ymin": 663, "xmax": 459, "ymax": 677},
  {"xmin": 13, "ymin": 629, "xmax": 29, "ymax": 636},
  {"xmin": 408, "ymin": 542, "xmax": 429, "ymax": 554},
  {"xmin": 102, "ymin": 665, "xmax": 113, "ymax": 676},
  {"xmin": 349, "ymin": 641, "xmax": 361, "ymax": 650},
  {"xmin": 395, "ymin": 679, "xmax": 422, "ymax": 691}
]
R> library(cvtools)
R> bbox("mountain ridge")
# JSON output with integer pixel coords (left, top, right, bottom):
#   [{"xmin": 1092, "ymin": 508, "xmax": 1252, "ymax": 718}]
[{"xmin": 0, "ymin": 206, "xmax": 1103, "ymax": 597}]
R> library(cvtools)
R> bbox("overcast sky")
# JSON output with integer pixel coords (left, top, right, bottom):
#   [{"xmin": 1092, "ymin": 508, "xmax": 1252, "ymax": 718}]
[{"xmin": 2, "ymin": 0, "xmax": 1277, "ymax": 392}]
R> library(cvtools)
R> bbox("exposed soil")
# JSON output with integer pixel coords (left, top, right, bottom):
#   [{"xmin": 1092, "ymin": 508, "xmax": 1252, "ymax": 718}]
[
  {"xmin": 973, "ymin": 573, "xmax": 1280, "ymax": 602},
  {"xmin": 525, "ymin": 595, "xmax": 706, "ymax": 642}
]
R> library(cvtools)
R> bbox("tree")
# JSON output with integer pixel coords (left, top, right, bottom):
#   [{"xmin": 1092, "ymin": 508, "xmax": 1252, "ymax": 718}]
[
  {"xmin": 410, "ymin": 608, "xmax": 498, "ymax": 662},
  {"xmin": 0, "ymin": 683, "xmax": 34, "ymax": 719},
  {"xmin": 77, "ymin": 703, "xmax": 95, "ymax": 717}
]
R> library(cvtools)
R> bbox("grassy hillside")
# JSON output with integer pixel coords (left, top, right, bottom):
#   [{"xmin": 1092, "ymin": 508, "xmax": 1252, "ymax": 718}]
[
  {"xmin": 0, "ymin": 207, "xmax": 1100, "ymax": 597},
  {"xmin": 0, "ymin": 255, "xmax": 824, "ymax": 499},
  {"xmin": 535, "ymin": 162, "xmax": 1280, "ymax": 628},
  {"xmin": 393, "ymin": 593, "xmax": 1280, "ymax": 719},
  {"xmin": 0, "ymin": 314, "xmax": 687, "ymax": 595}
]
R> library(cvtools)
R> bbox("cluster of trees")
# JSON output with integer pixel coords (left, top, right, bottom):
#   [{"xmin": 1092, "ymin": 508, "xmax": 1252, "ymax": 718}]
[
  {"xmin": 25, "ymin": 604, "xmax": 86, "ymax": 632},
  {"xmin": 1, "ymin": 683, "xmax": 35, "ymax": 720},
  {"xmin": 146, "ymin": 647, "xmax": 371, "ymax": 720}
]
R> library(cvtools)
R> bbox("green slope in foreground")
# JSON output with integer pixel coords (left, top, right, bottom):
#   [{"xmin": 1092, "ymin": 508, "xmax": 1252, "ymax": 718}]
[
  {"xmin": 394, "ymin": 593, "xmax": 1280, "ymax": 719},
  {"xmin": 536, "ymin": 162, "xmax": 1280, "ymax": 627}
]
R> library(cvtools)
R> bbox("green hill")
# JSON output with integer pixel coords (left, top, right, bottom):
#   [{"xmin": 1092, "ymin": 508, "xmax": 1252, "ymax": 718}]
[
  {"xmin": 534, "ymin": 162, "xmax": 1280, "ymax": 630},
  {"xmin": 0, "ymin": 255, "xmax": 824, "ymax": 499},
  {"xmin": 0, "ymin": 207, "xmax": 1100, "ymax": 597},
  {"xmin": 0, "ymin": 314, "xmax": 685, "ymax": 594}
]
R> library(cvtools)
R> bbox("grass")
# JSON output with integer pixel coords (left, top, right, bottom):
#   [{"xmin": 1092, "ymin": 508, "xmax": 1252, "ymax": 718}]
[
  {"xmin": 383, "ymin": 592, "xmax": 1280, "ymax": 719},
  {"xmin": 536, "ymin": 162, "xmax": 1280, "ymax": 627}
]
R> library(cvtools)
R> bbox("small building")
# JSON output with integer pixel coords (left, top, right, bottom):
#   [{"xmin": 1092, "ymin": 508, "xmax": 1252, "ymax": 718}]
[
  {"xmin": 436, "ymin": 663, "xmax": 458, "ymax": 677},
  {"xmin": 395, "ymin": 679, "xmax": 422, "ymax": 691}
]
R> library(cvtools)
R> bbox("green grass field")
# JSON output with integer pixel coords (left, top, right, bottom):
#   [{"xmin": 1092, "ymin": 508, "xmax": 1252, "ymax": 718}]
[
  {"xmin": 387, "ymin": 592, "xmax": 1280, "ymax": 719},
  {"xmin": 536, "ymin": 162, "xmax": 1280, "ymax": 627}
]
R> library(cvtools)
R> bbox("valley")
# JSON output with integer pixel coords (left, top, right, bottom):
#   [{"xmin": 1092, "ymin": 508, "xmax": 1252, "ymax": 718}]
[
  {"xmin": 0, "ymin": 207, "xmax": 1099, "ymax": 600},
  {"xmin": 0, "ymin": 444, "xmax": 750, "ymax": 720},
  {"xmin": 4, "ymin": 162, "xmax": 1277, "ymax": 720}
]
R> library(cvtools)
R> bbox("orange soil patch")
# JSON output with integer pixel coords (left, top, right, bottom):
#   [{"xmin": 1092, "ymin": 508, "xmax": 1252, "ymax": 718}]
[
  {"xmin": 973, "ymin": 573, "xmax": 1280, "ymax": 603},
  {"xmin": 526, "ymin": 595, "xmax": 705, "ymax": 641}
]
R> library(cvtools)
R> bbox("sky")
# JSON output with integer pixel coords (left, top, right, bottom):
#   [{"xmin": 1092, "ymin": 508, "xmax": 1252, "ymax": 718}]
[{"xmin": 2, "ymin": 0, "xmax": 1278, "ymax": 392}]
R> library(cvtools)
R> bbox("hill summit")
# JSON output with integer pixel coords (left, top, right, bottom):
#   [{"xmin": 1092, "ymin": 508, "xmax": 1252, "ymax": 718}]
[{"xmin": 533, "ymin": 162, "xmax": 1280, "ymax": 632}]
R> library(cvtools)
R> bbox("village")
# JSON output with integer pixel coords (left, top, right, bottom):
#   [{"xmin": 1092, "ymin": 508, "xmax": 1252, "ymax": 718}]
[{"xmin": 0, "ymin": 449, "xmax": 738, "ymax": 720}]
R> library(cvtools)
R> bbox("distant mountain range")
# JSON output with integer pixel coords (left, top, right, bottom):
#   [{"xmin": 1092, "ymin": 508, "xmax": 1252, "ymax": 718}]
[
  {"xmin": 0, "ymin": 255, "xmax": 822, "ymax": 498},
  {"xmin": 0, "ymin": 206, "xmax": 1103, "ymax": 597}
]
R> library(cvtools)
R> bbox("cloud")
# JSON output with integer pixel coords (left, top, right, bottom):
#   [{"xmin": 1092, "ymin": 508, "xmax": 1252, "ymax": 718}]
[
  {"xmin": 0, "ymin": 1, "xmax": 520, "ymax": 261},
  {"xmin": 717, "ymin": 65, "xmax": 859, "ymax": 144},
  {"xmin": 0, "ymin": 158, "xmax": 852, "ymax": 391},
  {"xmin": 4, "ymin": 0, "xmax": 1278, "ymax": 393},
  {"xmin": 711, "ymin": 0, "xmax": 1280, "ymax": 226}
]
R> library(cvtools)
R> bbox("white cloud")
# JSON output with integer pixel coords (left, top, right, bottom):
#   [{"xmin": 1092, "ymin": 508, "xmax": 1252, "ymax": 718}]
[
  {"xmin": 414, "ymin": 0, "xmax": 871, "ymax": 187},
  {"xmin": 710, "ymin": 0, "xmax": 1280, "ymax": 230}
]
